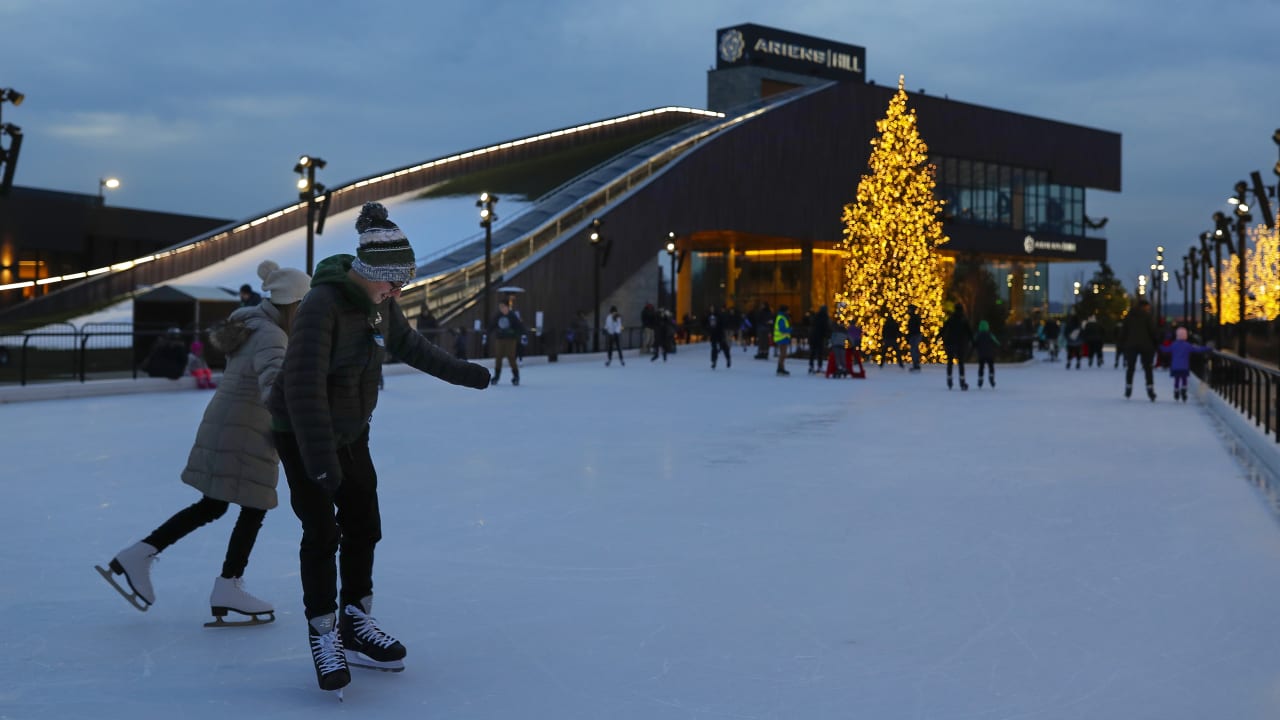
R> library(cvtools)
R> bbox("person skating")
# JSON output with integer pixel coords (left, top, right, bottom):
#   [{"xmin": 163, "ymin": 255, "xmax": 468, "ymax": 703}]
[
  {"xmin": 489, "ymin": 300, "xmax": 525, "ymax": 385},
  {"xmin": 906, "ymin": 305, "xmax": 923, "ymax": 372},
  {"xmin": 773, "ymin": 304, "xmax": 792, "ymax": 376},
  {"xmin": 973, "ymin": 320, "xmax": 999, "ymax": 388},
  {"xmin": 940, "ymin": 304, "xmax": 973, "ymax": 390},
  {"xmin": 1118, "ymin": 298, "xmax": 1160, "ymax": 401},
  {"xmin": 604, "ymin": 306, "xmax": 625, "ymax": 366},
  {"xmin": 806, "ymin": 305, "xmax": 830, "ymax": 374},
  {"xmin": 706, "ymin": 304, "xmax": 732, "ymax": 369},
  {"xmin": 1164, "ymin": 326, "xmax": 1208, "ymax": 402},
  {"xmin": 269, "ymin": 203, "xmax": 491, "ymax": 695},
  {"xmin": 98, "ymin": 260, "xmax": 311, "ymax": 625}
]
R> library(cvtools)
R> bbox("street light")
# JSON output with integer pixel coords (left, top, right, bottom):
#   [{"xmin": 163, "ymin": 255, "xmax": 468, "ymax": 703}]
[
  {"xmin": 98, "ymin": 176, "xmax": 120, "ymax": 201},
  {"xmin": 588, "ymin": 218, "xmax": 606, "ymax": 352},
  {"xmin": 477, "ymin": 192, "xmax": 499, "ymax": 327},
  {"xmin": 0, "ymin": 88, "xmax": 24, "ymax": 196},
  {"xmin": 293, "ymin": 155, "xmax": 327, "ymax": 274}
]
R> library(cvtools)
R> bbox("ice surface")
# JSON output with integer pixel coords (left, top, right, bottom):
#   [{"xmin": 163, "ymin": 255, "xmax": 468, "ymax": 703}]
[{"xmin": 3, "ymin": 348, "xmax": 1280, "ymax": 719}]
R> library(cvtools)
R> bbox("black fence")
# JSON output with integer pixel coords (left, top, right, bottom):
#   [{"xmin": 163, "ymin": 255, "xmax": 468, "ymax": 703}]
[{"xmin": 1201, "ymin": 351, "xmax": 1280, "ymax": 443}]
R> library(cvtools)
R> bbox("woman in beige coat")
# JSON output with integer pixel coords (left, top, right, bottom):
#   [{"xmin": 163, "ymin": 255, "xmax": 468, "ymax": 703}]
[{"xmin": 98, "ymin": 261, "xmax": 311, "ymax": 625}]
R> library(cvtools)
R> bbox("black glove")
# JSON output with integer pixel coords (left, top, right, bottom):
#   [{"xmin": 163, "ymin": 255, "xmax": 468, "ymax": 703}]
[{"xmin": 462, "ymin": 362, "xmax": 492, "ymax": 390}]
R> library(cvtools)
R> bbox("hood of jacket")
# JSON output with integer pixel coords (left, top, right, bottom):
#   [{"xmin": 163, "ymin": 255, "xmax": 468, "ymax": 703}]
[{"xmin": 314, "ymin": 254, "xmax": 377, "ymax": 315}]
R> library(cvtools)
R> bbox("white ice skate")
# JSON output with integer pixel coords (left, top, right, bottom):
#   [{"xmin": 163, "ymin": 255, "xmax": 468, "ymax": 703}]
[
  {"xmin": 95, "ymin": 541, "xmax": 157, "ymax": 612},
  {"xmin": 205, "ymin": 576, "xmax": 275, "ymax": 627}
]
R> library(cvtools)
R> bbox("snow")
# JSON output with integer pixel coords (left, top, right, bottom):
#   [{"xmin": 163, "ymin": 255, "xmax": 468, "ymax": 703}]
[{"xmin": 4, "ymin": 348, "xmax": 1280, "ymax": 719}]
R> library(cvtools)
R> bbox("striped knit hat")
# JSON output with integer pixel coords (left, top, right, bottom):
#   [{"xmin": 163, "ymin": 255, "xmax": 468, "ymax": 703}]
[{"xmin": 351, "ymin": 202, "xmax": 416, "ymax": 285}]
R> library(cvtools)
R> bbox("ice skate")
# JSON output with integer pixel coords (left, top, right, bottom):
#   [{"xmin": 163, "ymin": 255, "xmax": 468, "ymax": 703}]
[
  {"xmin": 960, "ymin": 378, "xmax": 968, "ymax": 391},
  {"xmin": 1124, "ymin": 384, "xmax": 1132, "ymax": 399},
  {"xmin": 205, "ymin": 576, "xmax": 275, "ymax": 627},
  {"xmin": 309, "ymin": 614, "xmax": 351, "ymax": 697},
  {"xmin": 1147, "ymin": 385, "xmax": 1156, "ymax": 402},
  {"xmin": 341, "ymin": 597, "xmax": 407, "ymax": 672},
  {"xmin": 96, "ymin": 541, "xmax": 157, "ymax": 612},
  {"xmin": 988, "ymin": 374, "xmax": 995, "ymax": 389},
  {"xmin": 947, "ymin": 376, "xmax": 952, "ymax": 389}
]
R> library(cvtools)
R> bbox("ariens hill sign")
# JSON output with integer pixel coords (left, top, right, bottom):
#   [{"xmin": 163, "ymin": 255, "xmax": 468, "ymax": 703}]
[{"xmin": 716, "ymin": 24, "xmax": 866, "ymax": 83}]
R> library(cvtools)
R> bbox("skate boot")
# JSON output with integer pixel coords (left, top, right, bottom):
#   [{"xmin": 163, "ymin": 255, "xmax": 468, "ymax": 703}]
[
  {"xmin": 490, "ymin": 370, "xmax": 500, "ymax": 386},
  {"xmin": 1147, "ymin": 385, "xmax": 1157, "ymax": 402},
  {"xmin": 988, "ymin": 374, "xmax": 995, "ymax": 389},
  {"xmin": 512, "ymin": 375, "xmax": 519, "ymax": 386},
  {"xmin": 977, "ymin": 377, "xmax": 983, "ymax": 388},
  {"xmin": 947, "ymin": 375, "xmax": 953, "ymax": 389},
  {"xmin": 1124, "ymin": 384, "xmax": 1132, "ymax": 399},
  {"xmin": 960, "ymin": 378, "xmax": 969, "ymax": 391},
  {"xmin": 308, "ymin": 614, "xmax": 351, "ymax": 697},
  {"xmin": 96, "ymin": 541, "xmax": 157, "ymax": 611},
  {"xmin": 341, "ymin": 596, "xmax": 407, "ymax": 672},
  {"xmin": 206, "ymin": 576, "xmax": 275, "ymax": 627}
]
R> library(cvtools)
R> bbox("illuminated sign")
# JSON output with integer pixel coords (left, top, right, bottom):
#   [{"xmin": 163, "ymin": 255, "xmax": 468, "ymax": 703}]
[{"xmin": 716, "ymin": 24, "xmax": 866, "ymax": 82}]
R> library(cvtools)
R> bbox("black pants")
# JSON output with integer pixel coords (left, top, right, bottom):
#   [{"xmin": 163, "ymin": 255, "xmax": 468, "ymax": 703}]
[
  {"xmin": 275, "ymin": 429, "xmax": 382, "ymax": 620},
  {"xmin": 606, "ymin": 333, "xmax": 624, "ymax": 362},
  {"xmin": 143, "ymin": 495, "xmax": 266, "ymax": 579},
  {"xmin": 945, "ymin": 353, "xmax": 966, "ymax": 379},
  {"xmin": 711, "ymin": 336, "xmax": 732, "ymax": 366},
  {"xmin": 977, "ymin": 358, "xmax": 994, "ymax": 379},
  {"xmin": 1087, "ymin": 344, "xmax": 1103, "ymax": 366},
  {"xmin": 1124, "ymin": 348, "xmax": 1155, "ymax": 389}
]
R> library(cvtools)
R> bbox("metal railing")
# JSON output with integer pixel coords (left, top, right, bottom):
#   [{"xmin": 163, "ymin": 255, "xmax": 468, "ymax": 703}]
[{"xmin": 1201, "ymin": 351, "xmax": 1280, "ymax": 442}]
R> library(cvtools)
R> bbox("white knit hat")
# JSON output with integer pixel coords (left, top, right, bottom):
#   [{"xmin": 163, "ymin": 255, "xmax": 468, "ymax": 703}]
[{"xmin": 257, "ymin": 260, "xmax": 312, "ymax": 305}]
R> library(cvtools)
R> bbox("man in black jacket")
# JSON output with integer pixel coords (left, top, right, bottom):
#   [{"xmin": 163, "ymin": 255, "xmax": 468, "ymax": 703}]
[
  {"xmin": 1119, "ymin": 299, "xmax": 1159, "ymax": 400},
  {"xmin": 270, "ymin": 202, "xmax": 491, "ymax": 695}
]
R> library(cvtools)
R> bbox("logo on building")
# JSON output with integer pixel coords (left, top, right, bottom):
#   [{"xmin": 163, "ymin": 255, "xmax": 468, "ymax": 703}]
[
  {"xmin": 1024, "ymin": 235, "xmax": 1078, "ymax": 254},
  {"xmin": 719, "ymin": 29, "xmax": 745, "ymax": 63}
]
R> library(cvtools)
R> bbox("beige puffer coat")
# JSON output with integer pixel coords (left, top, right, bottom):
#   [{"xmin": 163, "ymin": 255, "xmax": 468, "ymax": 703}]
[{"xmin": 180, "ymin": 303, "xmax": 288, "ymax": 509}]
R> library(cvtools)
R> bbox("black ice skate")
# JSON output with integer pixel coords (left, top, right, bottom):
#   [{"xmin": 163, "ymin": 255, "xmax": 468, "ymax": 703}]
[
  {"xmin": 341, "ymin": 597, "xmax": 406, "ymax": 672},
  {"xmin": 95, "ymin": 541, "xmax": 157, "ymax": 612},
  {"xmin": 205, "ymin": 576, "xmax": 275, "ymax": 627},
  {"xmin": 960, "ymin": 379, "xmax": 969, "ymax": 391},
  {"xmin": 309, "ymin": 614, "xmax": 351, "ymax": 698},
  {"xmin": 1124, "ymin": 384, "xmax": 1132, "ymax": 399},
  {"xmin": 1147, "ymin": 385, "xmax": 1157, "ymax": 402}
]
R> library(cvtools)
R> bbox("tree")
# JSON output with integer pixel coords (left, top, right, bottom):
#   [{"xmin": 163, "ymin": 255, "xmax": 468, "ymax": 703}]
[
  {"xmin": 1208, "ymin": 223, "xmax": 1280, "ymax": 322},
  {"xmin": 835, "ymin": 76, "xmax": 948, "ymax": 362},
  {"xmin": 1075, "ymin": 262, "xmax": 1130, "ymax": 337},
  {"xmin": 950, "ymin": 253, "xmax": 1000, "ymax": 333}
]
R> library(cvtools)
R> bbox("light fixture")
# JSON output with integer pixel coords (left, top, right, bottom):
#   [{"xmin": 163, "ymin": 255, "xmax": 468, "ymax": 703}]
[{"xmin": 99, "ymin": 176, "xmax": 120, "ymax": 200}]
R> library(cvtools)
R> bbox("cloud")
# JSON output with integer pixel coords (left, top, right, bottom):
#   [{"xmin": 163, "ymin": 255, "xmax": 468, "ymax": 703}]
[{"xmin": 46, "ymin": 111, "xmax": 201, "ymax": 149}]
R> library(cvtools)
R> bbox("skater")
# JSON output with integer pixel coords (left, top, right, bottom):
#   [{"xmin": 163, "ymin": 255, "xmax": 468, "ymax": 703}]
[
  {"xmin": 1042, "ymin": 316, "xmax": 1060, "ymax": 362},
  {"xmin": 186, "ymin": 338, "xmax": 216, "ymax": 390},
  {"xmin": 773, "ymin": 304, "xmax": 792, "ymax": 376},
  {"xmin": 941, "ymin": 304, "xmax": 973, "ymax": 390},
  {"xmin": 270, "ymin": 203, "xmax": 491, "ymax": 694},
  {"xmin": 807, "ymin": 304, "xmax": 830, "ymax": 374},
  {"xmin": 489, "ymin": 300, "xmax": 525, "ymax": 385},
  {"xmin": 98, "ymin": 260, "xmax": 311, "ymax": 625},
  {"xmin": 652, "ymin": 308, "xmax": 674, "ymax": 362},
  {"xmin": 906, "ymin": 305, "xmax": 923, "ymax": 371},
  {"xmin": 604, "ymin": 306, "xmax": 625, "ymax": 366},
  {"xmin": 640, "ymin": 302, "xmax": 657, "ymax": 355},
  {"xmin": 1119, "ymin": 298, "xmax": 1160, "ymax": 400},
  {"xmin": 1082, "ymin": 313, "xmax": 1104, "ymax": 367},
  {"xmin": 880, "ymin": 312, "xmax": 904, "ymax": 368},
  {"xmin": 141, "ymin": 327, "xmax": 188, "ymax": 380},
  {"xmin": 706, "ymin": 304, "xmax": 732, "ymax": 369},
  {"xmin": 973, "ymin": 319, "xmax": 999, "ymax": 388},
  {"xmin": 1063, "ymin": 312, "xmax": 1083, "ymax": 369},
  {"xmin": 1164, "ymin": 326, "xmax": 1208, "ymax": 402}
]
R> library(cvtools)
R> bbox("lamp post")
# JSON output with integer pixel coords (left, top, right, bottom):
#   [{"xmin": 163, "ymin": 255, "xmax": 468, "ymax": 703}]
[
  {"xmin": 98, "ymin": 176, "xmax": 120, "ymax": 201},
  {"xmin": 0, "ymin": 87, "xmax": 24, "ymax": 196},
  {"xmin": 588, "ymin": 218, "xmax": 605, "ymax": 353},
  {"xmin": 293, "ymin": 155, "xmax": 326, "ymax": 275},
  {"xmin": 1199, "ymin": 232, "xmax": 1212, "ymax": 339},
  {"xmin": 665, "ymin": 232, "xmax": 677, "ymax": 313},
  {"xmin": 477, "ymin": 192, "xmax": 498, "ymax": 328}
]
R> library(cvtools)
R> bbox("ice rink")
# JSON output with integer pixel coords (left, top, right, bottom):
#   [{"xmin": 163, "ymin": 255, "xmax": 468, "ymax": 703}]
[{"xmin": 3, "ymin": 345, "xmax": 1280, "ymax": 719}]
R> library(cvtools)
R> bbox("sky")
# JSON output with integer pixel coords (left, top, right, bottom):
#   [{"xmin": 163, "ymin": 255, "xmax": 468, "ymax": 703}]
[
  {"xmin": 3, "ymin": 0, "xmax": 1279, "ymax": 307},
  {"xmin": 5, "ymin": 345, "xmax": 1280, "ymax": 717}
]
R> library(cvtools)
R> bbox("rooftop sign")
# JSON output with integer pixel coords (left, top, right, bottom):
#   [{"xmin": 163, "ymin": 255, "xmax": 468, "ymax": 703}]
[{"xmin": 715, "ymin": 24, "xmax": 865, "ymax": 82}]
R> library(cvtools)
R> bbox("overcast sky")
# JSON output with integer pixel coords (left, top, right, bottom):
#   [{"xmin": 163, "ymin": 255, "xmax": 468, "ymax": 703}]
[{"xmin": 4, "ymin": 0, "xmax": 1278, "ymax": 305}]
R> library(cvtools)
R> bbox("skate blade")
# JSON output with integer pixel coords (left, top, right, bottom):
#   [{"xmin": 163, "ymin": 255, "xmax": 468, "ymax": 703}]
[
  {"xmin": 336, "ymin": 689, "xmax": 344, "ymax": 702},
  {"xmin": 346, "ymin": 650, "xmax": 405, "ymax": 673},
  {"xmin": 95, "ymin": 564, "xmax": 149, "ymax": 612},
  {"xmin": 204, "ymin": 610, "xmax": 275, "ymax": 628}
]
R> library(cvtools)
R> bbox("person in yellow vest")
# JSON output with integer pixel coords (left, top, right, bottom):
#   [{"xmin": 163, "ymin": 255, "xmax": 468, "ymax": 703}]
[{"xmin": 773, "ymin": 304, "xmax": 792, "ymax": 376}]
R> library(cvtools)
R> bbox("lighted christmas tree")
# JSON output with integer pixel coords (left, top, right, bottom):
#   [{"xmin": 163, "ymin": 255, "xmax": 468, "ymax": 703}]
[
  {"xmin": 1208, "ymin": 223, "xmax": 1280, "ymax": 322},
  {"xmin": 835, "ymin": 76, "xmax": 948, "ymax": 362}
]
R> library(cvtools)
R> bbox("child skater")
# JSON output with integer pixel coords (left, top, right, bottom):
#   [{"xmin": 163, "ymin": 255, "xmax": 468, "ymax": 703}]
[
  {"xmin": 973, "ymin": 319, "xmax": 1000, "ymax": 389},
  {"xmin": 1165, "ymin": 326, "xmax": 1208, "ymax": 402}
]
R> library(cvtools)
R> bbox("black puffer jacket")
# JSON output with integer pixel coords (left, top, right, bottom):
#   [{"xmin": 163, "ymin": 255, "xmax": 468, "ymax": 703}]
[{"xmin": 270, "ymin": 254, "xmax": 488, "ymax": 489}]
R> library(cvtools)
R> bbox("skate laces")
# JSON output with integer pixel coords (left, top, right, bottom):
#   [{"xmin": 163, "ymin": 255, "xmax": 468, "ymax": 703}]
[
  {"xmin": 345, "ymin": 605, "xmax": 398, "ymax": 649},
  {"xmin": 310, "ymin": 629, "xmax": 346, "ymax": 674}
]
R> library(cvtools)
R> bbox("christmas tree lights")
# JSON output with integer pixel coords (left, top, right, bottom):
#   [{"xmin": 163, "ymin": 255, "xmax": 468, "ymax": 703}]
[
  {"xmin": 1208, "ymin": 223, "xmax": 1280, "ymax": 322},
  {"xmin": 835, "ymin": 76, "xmax": 949, "ymax": 362}
]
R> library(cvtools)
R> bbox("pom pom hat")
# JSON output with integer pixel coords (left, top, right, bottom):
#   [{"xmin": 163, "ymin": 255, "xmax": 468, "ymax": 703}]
[
  {"xmin": 257, "ymin": 260, "xmax": 312, "ymax": 305},
  {"xmin": 351, "ymin": 202, "xmax": 416, "ymax": 285}
]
